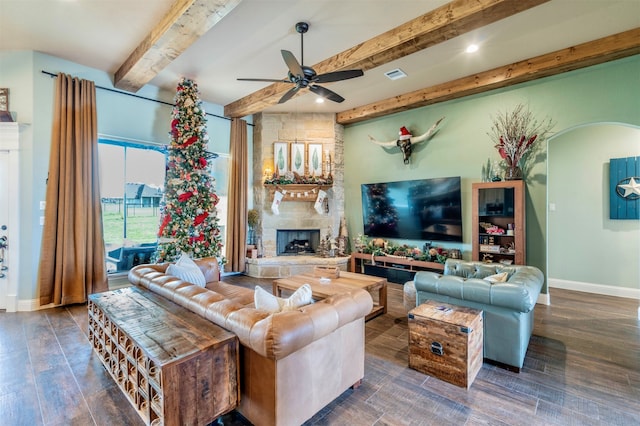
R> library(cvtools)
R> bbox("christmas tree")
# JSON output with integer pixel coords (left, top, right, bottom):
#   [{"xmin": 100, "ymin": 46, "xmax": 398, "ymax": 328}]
[{"xmin": 154, "ymin": 78, "xmax": 223, "ymax": 262}]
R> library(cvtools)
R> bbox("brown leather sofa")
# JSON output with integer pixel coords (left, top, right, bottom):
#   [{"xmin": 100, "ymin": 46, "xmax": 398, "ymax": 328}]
[{"xmin": 128, "ymin": 258, "xmax": 373, "ymax": 426}]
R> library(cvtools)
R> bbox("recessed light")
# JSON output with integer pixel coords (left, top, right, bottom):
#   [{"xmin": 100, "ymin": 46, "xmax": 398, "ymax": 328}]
[
  {"xmin": 466, "ymin": 44, "xmax": 479, "ymax": 53},
  {"xmin": 384, "ymin": 68, "xmax": 407, "ymax": 80}
]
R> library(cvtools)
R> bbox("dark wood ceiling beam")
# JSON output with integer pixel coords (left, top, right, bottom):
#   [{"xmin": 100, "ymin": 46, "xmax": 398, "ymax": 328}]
[
  {"xmin": 114, "ymin": 0, "xmax": 242, "ymax": 92},
  {"xmin": 224, "ymin": 0, "xmax": 551, "ymax": 118},
  {"xmin": 337, "ymin": 28, "xmax": 640, "ymax": 125}
]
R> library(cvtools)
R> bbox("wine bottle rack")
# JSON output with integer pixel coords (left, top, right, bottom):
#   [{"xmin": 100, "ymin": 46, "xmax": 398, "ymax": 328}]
[{"xmin": 88, "ymin": 286, "xmax": 239, "ymax": 426}]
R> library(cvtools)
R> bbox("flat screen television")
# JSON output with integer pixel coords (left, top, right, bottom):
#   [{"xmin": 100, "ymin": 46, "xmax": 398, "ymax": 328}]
[{"xmin": 361, "ymin": 176, "xmax": 463, "ymax": 242}]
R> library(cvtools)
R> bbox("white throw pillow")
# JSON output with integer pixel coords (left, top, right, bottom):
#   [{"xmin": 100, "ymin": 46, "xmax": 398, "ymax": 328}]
[
  {"xmin": 166, "ymin": 253, "xmax": 207, "ymax": 287},
  {"xmin": 484, "ymin": 272, "xmax": 509, "ymax": 283},
  {"xmin": 254, "ymin": 286, "xmax": 284, "ymax": 313},
  {"xmin": 254, "ymin": 284, "xmax": 313, "ymax": 313},
  {"xmin": 282, "ymin": 283, "xmax": 313, "ymax": 312}
]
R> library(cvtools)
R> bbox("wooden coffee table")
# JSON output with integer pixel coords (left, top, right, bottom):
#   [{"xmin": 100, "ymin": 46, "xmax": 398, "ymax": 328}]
[{"xmin": 273, "ymin": 271, "xmax": 387, "ymax": 321}]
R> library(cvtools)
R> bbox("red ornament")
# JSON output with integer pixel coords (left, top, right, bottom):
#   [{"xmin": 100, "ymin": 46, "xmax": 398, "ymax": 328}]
[
  {"xmin": 198, "ymin": 157, "xmax": 207, "ymax": 168},
  {"xmin": 178, "ymin": 191, "xmax": 193, "ymax": 202},
  {"xmin": 194, "ymin": 211, "xmax": 208, "ymax": 225},
  {"xmin": 158, "ymin": 214, "xmax": 171, "ymax": 236},
  {"xmin": 181, "ymin": 135, "xmax": 198, "ymax": 148}
]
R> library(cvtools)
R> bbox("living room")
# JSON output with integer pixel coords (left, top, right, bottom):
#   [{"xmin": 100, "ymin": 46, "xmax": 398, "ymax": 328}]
[{"xmin": 1, "ymin": 1, "xmax": 639, "ymax": 425}]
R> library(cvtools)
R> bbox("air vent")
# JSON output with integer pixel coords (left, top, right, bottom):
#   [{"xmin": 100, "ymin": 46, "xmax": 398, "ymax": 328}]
[{"xmin": 384, "ymin": 68, "xmax": 407, "ymax": 80}]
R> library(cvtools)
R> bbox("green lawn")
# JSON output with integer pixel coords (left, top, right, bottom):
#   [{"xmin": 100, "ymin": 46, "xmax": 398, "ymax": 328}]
[{"xmin": 102, "ymin": 205, "xmax": 160, "ymax": 246}]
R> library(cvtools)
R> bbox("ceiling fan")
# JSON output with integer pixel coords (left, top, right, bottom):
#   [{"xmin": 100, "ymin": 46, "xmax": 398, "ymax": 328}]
[{"xmin": 237, "ymin": 22, "xmax": 364, "ymax": 104}]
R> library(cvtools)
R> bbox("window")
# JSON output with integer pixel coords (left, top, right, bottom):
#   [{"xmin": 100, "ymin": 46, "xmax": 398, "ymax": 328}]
[
  {"xmin": 98, "ymin": 138, "xmax": 166, "ymax": 273},
  {"xmin": 210, "ymin": 153, "xmax": 230, "ymax": 252},
  {"xmin": 98, "ymin": 138, "xmax": 229, "ymax": 273}
]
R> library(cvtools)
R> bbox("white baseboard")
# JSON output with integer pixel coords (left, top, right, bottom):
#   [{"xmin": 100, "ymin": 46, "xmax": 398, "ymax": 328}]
[
  {"xmin": 17, "ymin": 298, "xmax": 43, "ymax": 311},
  {"xmin": 549, "ymin": 278, "xmax": 640, "ymax": 300},
  {"xmin": 4, "ymin": 294, "xmax": 18, "ymax": 312},
  {"xmin": 537, "ymin": 292, "xmax": 551, "ymax": 305}
]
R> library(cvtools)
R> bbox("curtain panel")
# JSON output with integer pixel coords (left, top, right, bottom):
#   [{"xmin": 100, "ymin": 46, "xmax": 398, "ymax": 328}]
[
  {"xmin": 38, "ymin": 73, "xmax": 107, "ymax": 306},
  {"xmin": 225, "ymin": 118, "xmax": 248, "ymax": 273}
]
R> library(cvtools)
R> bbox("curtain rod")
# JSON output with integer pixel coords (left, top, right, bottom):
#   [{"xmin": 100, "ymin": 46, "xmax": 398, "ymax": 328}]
[{"xmin": 40, "ymin": 70, "xmax": 252, "ymax": 125}]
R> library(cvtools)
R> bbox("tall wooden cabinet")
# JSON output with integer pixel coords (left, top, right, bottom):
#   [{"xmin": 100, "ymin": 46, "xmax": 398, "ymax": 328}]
[{"xmin": 472, "ymin": 180, "xmax": 526, "ymax": 265}]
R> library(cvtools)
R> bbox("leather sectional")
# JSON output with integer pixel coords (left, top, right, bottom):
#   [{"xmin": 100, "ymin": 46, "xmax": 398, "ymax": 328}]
[{"xmin": 128, "ymin": 258, "xmax": 373, "ymax": 426}]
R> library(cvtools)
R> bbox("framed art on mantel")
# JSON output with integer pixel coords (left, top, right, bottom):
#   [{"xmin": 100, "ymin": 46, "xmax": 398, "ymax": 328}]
[
  {"xmin": 0, "ymin": 88, "xmax": 12, "ymax": 122},
  {"xmin": 0, "ymin": 88, "xmax": 8, "ymax": 112},
  {"xmin": 273, "ymin": 142, "xmax": 288, "ymax": 175},
  {"xmin": 290, "ymin": 142, "xmax": 305, "ymax": 175},
  {"xmin": 308, "ymin": 143, "xmax": 323, "ymax": 177}
]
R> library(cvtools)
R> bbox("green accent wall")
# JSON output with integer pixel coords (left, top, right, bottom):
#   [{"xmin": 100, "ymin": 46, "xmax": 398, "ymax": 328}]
[{"xmin": 344, "ymin": 55, "xmax": 640, "ymax": 294}]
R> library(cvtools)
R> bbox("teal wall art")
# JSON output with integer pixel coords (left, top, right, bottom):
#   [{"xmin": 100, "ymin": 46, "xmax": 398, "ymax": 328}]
[{"xmin": 610, "ymin": 156, "xmax": 640, "ymax": 220}]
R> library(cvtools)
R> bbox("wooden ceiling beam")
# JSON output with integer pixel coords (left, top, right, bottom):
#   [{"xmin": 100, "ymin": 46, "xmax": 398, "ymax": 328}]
[
  {"xmin": 114, "ymin": 0, "xmax": 242, "ymax": 92},
  {"xmin": 224, "ymin": 0, "xmax": 551, "ymax": 118},
  {"xmin": 336, "ymin": 28, "xmax": 640, "ymax": 125}
]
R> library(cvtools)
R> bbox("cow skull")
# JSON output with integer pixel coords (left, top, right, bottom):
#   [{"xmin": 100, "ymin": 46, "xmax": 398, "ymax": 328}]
[{"xmin": 369, "ymin": 117, "xmax": 444, "ymax": 164}]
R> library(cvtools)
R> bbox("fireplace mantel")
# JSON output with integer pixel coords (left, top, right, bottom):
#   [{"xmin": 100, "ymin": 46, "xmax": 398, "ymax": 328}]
[{"xmin": 264, "ymin": 184, "xmax": 332, "ymax": 202}]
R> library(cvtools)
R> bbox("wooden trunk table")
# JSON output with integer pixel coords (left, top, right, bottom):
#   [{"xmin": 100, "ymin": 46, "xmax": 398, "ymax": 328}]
[
  {"xmin": 88, "ymin": 286, "xmax": 239, "ymax": 426},
  {"xmin": 408, "ymin": 300, "xmax": 483, "ymax": 388},
  {"xmin": 273, "ymin": 271, "xmax": 387, "ymax": 321}
]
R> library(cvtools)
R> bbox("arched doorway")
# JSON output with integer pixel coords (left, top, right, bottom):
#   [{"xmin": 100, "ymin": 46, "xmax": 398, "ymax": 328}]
[{"xmin": 546, "ymin": 122, "xmax": 640, "ymax": 303}]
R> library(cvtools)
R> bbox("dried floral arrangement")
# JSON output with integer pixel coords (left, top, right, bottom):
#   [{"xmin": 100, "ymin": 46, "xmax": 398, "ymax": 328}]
[
  {"xmin": 488, "ymin": 103, "xmax": 555, "ymax": 170},
  {"xmin": 247, "ymin": 209, "xmax": 260, "ymax": 228}
]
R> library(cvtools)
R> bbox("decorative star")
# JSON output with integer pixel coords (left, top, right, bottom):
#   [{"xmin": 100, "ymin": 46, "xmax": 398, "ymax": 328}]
[{"xmin": 617, "ymin": 177, "xmax": 640, "ymax": 199}]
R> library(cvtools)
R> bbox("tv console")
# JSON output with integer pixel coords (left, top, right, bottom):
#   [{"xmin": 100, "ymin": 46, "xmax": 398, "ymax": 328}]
[{"xmin": 350, "ymin": 252, "xmax": 444, "ymax": 284}]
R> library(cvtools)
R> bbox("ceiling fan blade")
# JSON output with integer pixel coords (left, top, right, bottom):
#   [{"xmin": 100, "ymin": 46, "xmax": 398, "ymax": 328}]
[
  {"xmin": 309, "ymin": 85, "xmax": 345, "ymax": 103},
  {"xmin": 281, "ymin": 50, "xmax": 303, "ymax": 77},
  {"xmin": 278, "ymin": 86, "xmax": 300, "ymax": 104},
  {"xmin": 237, "ymin": 78, "xmax": 291, "ymax": 83},
  {"xmin": 314, "ymin": 69, "xmax": 364, "ymax": 84}
]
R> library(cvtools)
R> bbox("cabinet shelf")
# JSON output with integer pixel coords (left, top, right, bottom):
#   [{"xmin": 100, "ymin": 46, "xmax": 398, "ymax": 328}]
[
  {"xmin": 479, "ymin": 251, "xmax": 516, "ymax": 256},
  {"xmin": 472, "ymin": 181, "xmax": 525, "ymax": 265}
]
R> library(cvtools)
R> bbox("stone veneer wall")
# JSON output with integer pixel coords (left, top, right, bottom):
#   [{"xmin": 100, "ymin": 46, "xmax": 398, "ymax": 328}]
[{"xmin": 252, "ymin": 112, "xmax": 345, "ymax": 258}]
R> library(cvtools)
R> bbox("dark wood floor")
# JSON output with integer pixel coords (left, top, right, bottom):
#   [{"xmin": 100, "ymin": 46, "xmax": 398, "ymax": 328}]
[{"xmin": 1, "ymin": 275, "xmax": 638, "ymax": 425}]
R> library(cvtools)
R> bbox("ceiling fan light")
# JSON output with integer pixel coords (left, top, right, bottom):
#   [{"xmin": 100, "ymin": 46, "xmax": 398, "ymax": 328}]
[
  {"xmin": 384, "ymin": 68, "xmax": 407, "ymax": 80},
  {"xmin": 315, "ymin": 98, "xmax": 325, "ymax": 104},
  {"xmin": 466, "ymin": 44, "xmax": 479, "ymax": 53}
]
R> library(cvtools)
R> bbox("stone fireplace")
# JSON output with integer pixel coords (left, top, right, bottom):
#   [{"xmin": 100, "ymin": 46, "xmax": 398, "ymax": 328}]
[{"xmin": 245, "ymin": 112, "xmax": 349, "ymax": 278}]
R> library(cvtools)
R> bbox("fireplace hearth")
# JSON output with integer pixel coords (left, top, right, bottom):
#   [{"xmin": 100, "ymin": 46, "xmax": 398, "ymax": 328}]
[{"xmin": 277, "ymin": 229, "xmax": 320, "ymax": 256}]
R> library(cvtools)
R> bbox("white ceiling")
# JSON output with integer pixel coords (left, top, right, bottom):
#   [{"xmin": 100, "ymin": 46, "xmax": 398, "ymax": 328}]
[{"xmin": 1, "ymin": 0, "xmax": 639, "ymax": 115}]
